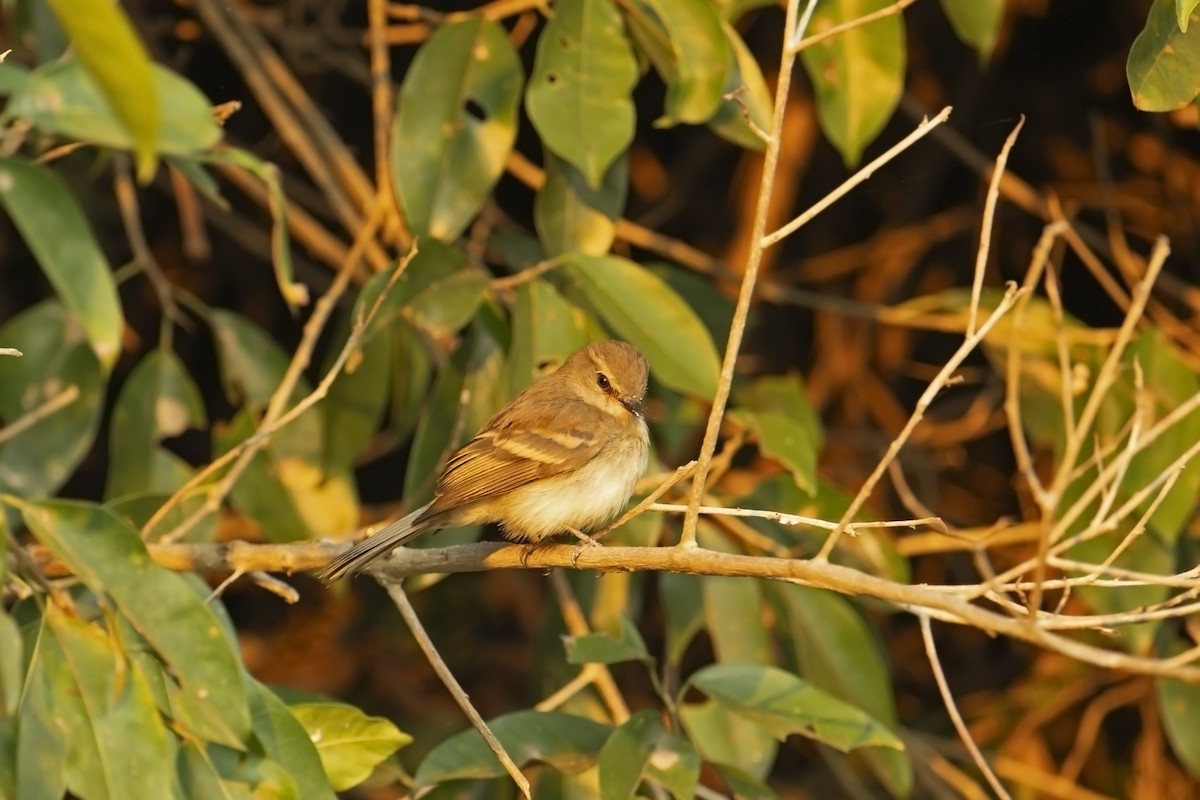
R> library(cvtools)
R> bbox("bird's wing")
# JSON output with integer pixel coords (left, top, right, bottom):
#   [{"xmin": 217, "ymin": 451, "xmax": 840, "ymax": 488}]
[{"xmin": 431, "ymin": 423, "xmax": 601, "ymax": 509}]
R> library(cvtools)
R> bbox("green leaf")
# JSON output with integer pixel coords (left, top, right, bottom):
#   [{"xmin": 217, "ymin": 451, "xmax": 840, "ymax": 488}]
[
  {"xmin": 648, "ymin": 263, "xmax": 735, "ymax": 352},
  {"xmin": 709, "ymin": 761, "xmax": 777, "ymax": 799},
  {"xmin": 107, "ymin": 350, "xmax": 206, "ymax": 500},
  {"xmin": 659, "ymin": 572, "xmax": 704, "ymax": 666},
  {"xmin": 209, "ymin": 310, "xmax": 313, "ymax": 444},
  {"xmin": 404, "ymin": 267, "xmax": 490, "ymax": 350},
  {"xmin": 565, "ymin": 616, "xmax": 653, "ymax": 666},
  {"xmin": 1179, "ymin": 0, "xmax": 1200, "ymax": 31},
  {"xmin": 939, "ymin": 0, "xmax": 1004, "ymax": 60},
  {"xmin": 0, "ymin": 158, "xmax": 123, "ymax": 368},
  {"xmin": 389, "ymin": 322, "xmax": 434, "ymax": 443},
  {"xmin": 289, "ymin": 702, "xmax": 411, "ymax": 791},
  {"xmin": 184, "ymin": 741, "xmax": 301, "ymax": 800},
  {"xmin": 534, "ymin": 152, "xmax": 627, "ymax": 258},
  {"xmin": 1123, "ymin": 330, "xmax": 1200, "ymax": 541},
  {"xmin": 644, "ymin": 732, "xmax": 701, "ymax": 800},
  {"xmin": 526, "ymin": 0, "xmax": 638, "ymax": 187},
  {"xmin": 249, "ymin": 683, "xmax": 336, "ymax": 800},
  {"xmin": 209, "ymin": 311, "xmax": 358, "ymax": 539},
  {"xmin": 1158, "ymin": 632, "xmax": 1200, "ymax": 778},
  {"xmin": 0, "ymin": 302, "xmax": 104, "ymax": 500},
  {"xmin": 1128, "ymin": 0, "xmax": 1200, "ymax": 111},
  {"xmin": 21, "ymin": 500, "xmax": 252, "ymax": 745},
  {"xmin": 800, "ymin": 0, "xmax": 906, "ymax": 165},
  {"xmin": 598, "ymin": 710, "xmax": 699, "ymax": 800},
  {"xmin": 0, "ymin": 612, "xmax": 19, "ymax": 717},
  {"xmin": 393, "ymin": 18, "xmax": 523, "ymax": 240},
  {"xmin": 731, "ymin": 374, "xmax": 823, "ymax": 495},
  {"xmin": 678, "ymin": 700, "xmax": 776, "ymax": 782},
  {"xmin": 687, "ymin": 664, "xmax": 905, "ymax": 752},
  {"xmin": 506, "ymin": 278, "xmax": 588, "ymax": 397},
  {"xmin": 320, "ymin": 317, "xmax": 392, "ymax": 476},
  {"xmin": 217, "ymin": 410, "xmax": 359, "ymax": 542},
  {"xmin": 701, "ymin": 524, "xmax": 773, "ymax": 665},
  {"xmin": 10, "ymin": 614, "xmax": 68, "ymax": 800},
  {"xmin": 8, "ymin": 59, "xmax": 220, "ymax": 158},
  {"xmin": 0, "ymin": 61, "xmax": 31, "ymax": 95},
  {"xmin": 405, "ymin": 327, "xmax": 504, "ymax": 508},
  {"xmin": 707, "ymin": 21, "xmax": 773, "ymax": 150},
  {"xmin": 44, "ymin": 0, "xmax": 158, "ymax": 176},
  {"xmin": 43, "ymin": 608, "xmax": 175, "ymax": 800},
  {"xmin": 357, "ymin": 240, "xmax": 468, "ymax": 341},
  {"xmin": 775, "ymin": 585, "xmax": 911, "ymax": 797},
  {"xmin": 568, "ymin": 254, "xmax": 720, "ymax": 398},
  {"xmin": 636, "ymin": 0, "xmax": 733, "ymax": 126},
  {"xmin": 414, "ymin": 711, "xmax": 611, "ymax": 788},
  {"xmin": 695, "ymin": 523, "xmax": 778, "ymax": 780}
]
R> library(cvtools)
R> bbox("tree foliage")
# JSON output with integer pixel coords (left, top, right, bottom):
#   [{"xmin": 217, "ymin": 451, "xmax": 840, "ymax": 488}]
[{"xmin": 2, "ymin": 0, "xmax": 1200, "ymax": 797}]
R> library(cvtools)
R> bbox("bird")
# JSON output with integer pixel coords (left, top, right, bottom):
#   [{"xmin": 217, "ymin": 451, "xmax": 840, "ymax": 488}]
[{"xmin": 318, "ymin": 340, "xmax": 650, "ymax": 581}]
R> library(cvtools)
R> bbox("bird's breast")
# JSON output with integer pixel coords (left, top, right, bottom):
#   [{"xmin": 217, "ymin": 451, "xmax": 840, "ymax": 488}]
[{"xmin": 495, "ymin": 422, "xmax": 649, "ymax": 542}]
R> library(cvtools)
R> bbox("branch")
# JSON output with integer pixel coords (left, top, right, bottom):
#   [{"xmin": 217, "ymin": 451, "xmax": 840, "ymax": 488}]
[{"xmin": 107, "ymin": 539, "xmax": 1200, "ymax": 683}]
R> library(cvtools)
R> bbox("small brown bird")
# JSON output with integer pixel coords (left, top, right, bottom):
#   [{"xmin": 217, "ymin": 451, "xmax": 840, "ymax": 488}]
[{"xmin": 318, "ymin": 340, "xmax": 650, "ymax": 581}]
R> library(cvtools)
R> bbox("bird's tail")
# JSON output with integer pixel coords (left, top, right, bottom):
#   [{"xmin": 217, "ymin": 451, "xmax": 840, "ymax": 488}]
[{"xmin": 317, "ymin": 503, "xmax": 433, "ymax": 583}]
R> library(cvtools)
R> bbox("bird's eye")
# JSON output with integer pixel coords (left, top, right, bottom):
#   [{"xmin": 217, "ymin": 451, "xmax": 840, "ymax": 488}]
[{"xmin": 596, "ymin": 373, "xmax": 611, "ymax": 391}]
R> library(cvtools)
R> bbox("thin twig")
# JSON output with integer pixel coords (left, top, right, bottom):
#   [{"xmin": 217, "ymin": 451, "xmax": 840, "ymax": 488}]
[
  {"xmin": 110, "ymin": 538, "xmax": 1200, "ymax": 682},
  {"xmin": 0, "ymin": 385, "xmax": 80, "ymax": 446},
  {"xmin": 384, "ymin": 581, "xmax": 531, "ymax": 799},
  {"xmin": 761, "ymin": 107, "xmax": 952, "ymax": 249},
  {"xmin": 114, "ymin": 157, "xmax": 184, "ymax": 328},
  {"xmin": 919, "ymin": 615, "xmax": 1012, "ymax": 800},
  {"xmin": 967, "ymin": 116, "xmax": 1024, "ymax": 336},
  {"xmin": 651, "ymin": 503, "xmax": 941, "ymax": 534},
  {"xmin": 0, "ymin": 348, "xmax": 21, "ymax": 357},
  {"xmin": 817, "ymin": 283, "xmax": 1024, "ymax": 560},
  {"xmin": 549, "ymin": 571, "xmax": 631, "ymax": 723},
  {"xmin": 789, "ymin": 0, "xmax": 919, "ymax": 53},
  {"xmin": 679, "ymin": 0, "xmax": 809, "ymax": 548},
  {"xmin": 145, "ymin": 199, "xmax": 396, "ymax": 541}
]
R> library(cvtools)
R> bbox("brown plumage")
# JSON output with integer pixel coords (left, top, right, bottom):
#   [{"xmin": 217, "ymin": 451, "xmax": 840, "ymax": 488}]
[{"xmin": 318, "ymin": 341, "xmax": 650, "ymax": 581}]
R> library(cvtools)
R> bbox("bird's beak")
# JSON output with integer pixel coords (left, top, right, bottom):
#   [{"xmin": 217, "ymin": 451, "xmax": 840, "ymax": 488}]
[{"xmin": 622, "ymin": 396, "xmax": 644, "ymax": 417}]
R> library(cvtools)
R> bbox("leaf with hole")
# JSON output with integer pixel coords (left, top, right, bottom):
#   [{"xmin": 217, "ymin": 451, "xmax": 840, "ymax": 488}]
[
  {"xmin": 0, "ymin": 302, "xmax": 104, "ymax": 501},
  {"xmin": 393, "ymin": 18, "xmax": 523, "ymax": 240},
  {"xmin": 107, "ymin": 350, "xmax": 206, "ymax": 500},
  {"xmin": 599, "ymin": 710, "xmax": 699, "ymax": 800},
  {"xmin": 526, "ymin": 0, "xmax": 638, "ymax": 187}
]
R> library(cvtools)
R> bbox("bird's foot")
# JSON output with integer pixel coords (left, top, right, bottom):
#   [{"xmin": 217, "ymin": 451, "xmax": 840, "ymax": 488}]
[{"xmin": 567, "ymin": 527, "xmax": 600, "ymax": 567}]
